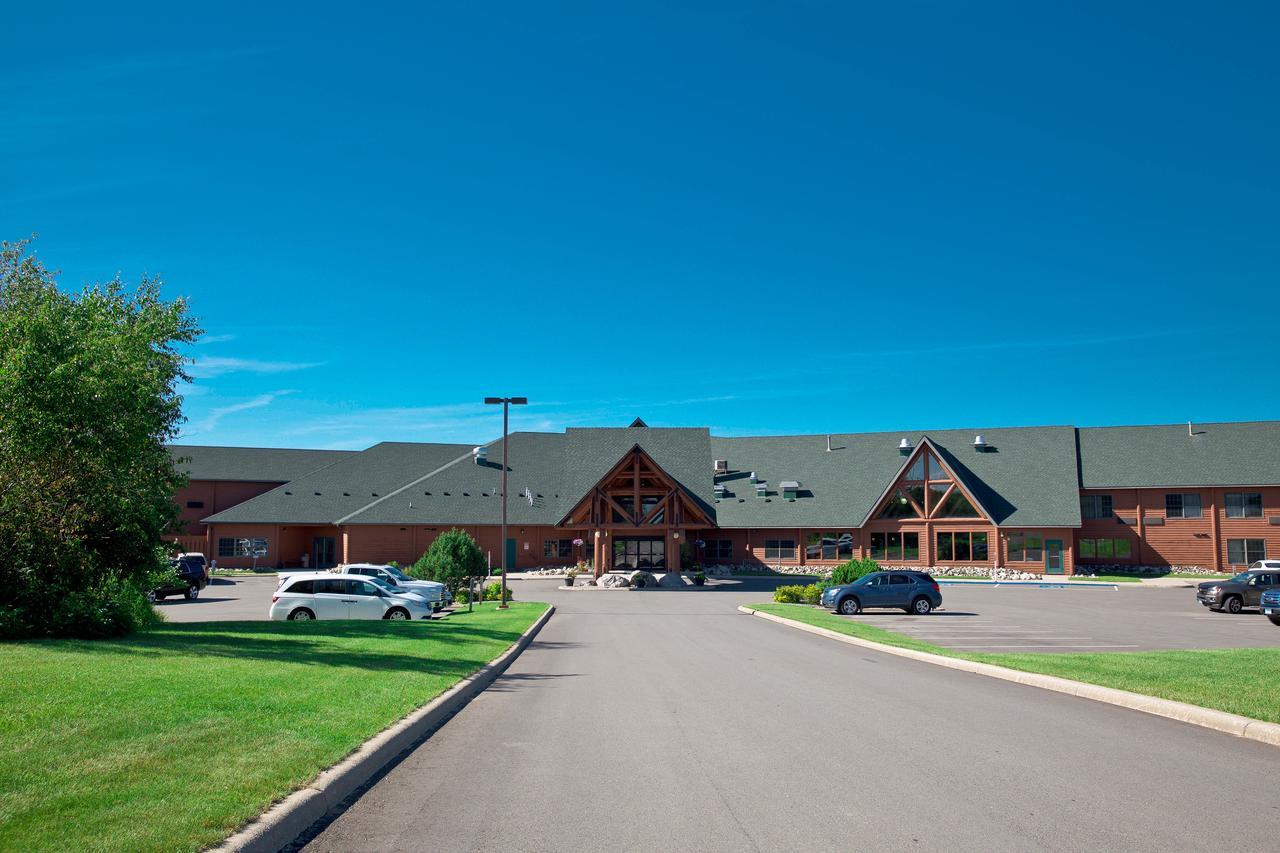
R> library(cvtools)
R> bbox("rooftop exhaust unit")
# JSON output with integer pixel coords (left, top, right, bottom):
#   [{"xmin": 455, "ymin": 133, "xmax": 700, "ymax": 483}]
[
  {"xmin": 713, "ymin": 484, "xmax": 726, "ymax": 500},
  {"xmin": 898, "ymin": 438, "xmax": 914, "ymax": 455},
  {"xmin": 972, "ymin": 434, "xmax": 987, "ymax": 453},
  {"xmin": 749, "ymin": 471, "xmax": 759, "ymax": 485},
  {"xmin": 780, "ymin": 480, "xmax": 800, "ymax": 501},
  {"xmin": 714, "ymin": 459, "xmax": 729, "ymax": 474},
  {"xmin": 755, "ymin": 480, "xmax": 768, "ymax": 497},
  {"xmin": 826, "ymin": 435, "xmax": 832, "ymax": 452},
  {"xmin": 473, "ymin": 446, "xmax": 487, "ymax": 465}
]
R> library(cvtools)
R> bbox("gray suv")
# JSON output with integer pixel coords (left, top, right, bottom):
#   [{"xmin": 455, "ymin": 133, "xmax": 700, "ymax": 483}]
[
  {"xmin": 1196, "ymin": 563, "xmax": 1280, "ymax": 614},
  {"xmin": 820, "ymin": 571, "xmax": 942, "ymax": 615}
]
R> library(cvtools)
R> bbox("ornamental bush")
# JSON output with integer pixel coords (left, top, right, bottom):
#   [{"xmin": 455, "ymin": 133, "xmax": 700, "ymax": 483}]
[
  {"xmin": 410, "ymin": 528, "xmax": 486, "ymax": 595},
  {"xmin": 800, "ymin": 583, "xmax": 823, "ymax": 605},
  {"xmin": 482, "ymin": 582, "xmax": 514, "ymax": 602},
  {"xmin": 773, "ymin": 584, "xmax": 806, "ymax": 603},
  {"xmin": 831, "ymin": 557, "xmax": 880, "ymax": 586}
]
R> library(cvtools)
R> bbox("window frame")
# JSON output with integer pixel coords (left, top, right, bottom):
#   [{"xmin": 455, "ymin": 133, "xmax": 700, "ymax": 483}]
[
  {"xmin": 764, "ymin": 539, "xmax": 796, "ymax": 561},
  {"xmin": 1225, "ymin": 492, "xmax": 1263, "ymax": 519},
  {"xmin": 1081, "ymin": 494, "xmax": 1114, "ymax": 520},
  {"xmin": 1227, "ymin": 538, "xmax": 1266, "ymax": 565},
  {"xmin": 217, "ymin": 537, "xmax": 268, "ymax": 558},
  {"xmin": 1165, "ymin": 492, "xmax": 1202, "ymax": 519}
]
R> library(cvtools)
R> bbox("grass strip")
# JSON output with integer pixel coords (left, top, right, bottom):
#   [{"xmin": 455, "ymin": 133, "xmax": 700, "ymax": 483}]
[
  {"xmin": 0, "ymin": 602, "xmax": 547, "ymax": 853},
  {"xmin": 749, "ymin": 603, "xmax": 1280, "ymax": 725}
]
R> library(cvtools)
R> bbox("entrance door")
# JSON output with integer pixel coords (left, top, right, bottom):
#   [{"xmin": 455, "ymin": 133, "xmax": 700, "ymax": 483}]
[
  {"xmin": 313, "ymin": 536, "xmax": 336, "ymax": 569},
  {"xmin": 613, "ymin": 537, "xmax": 666, "ymax": 570},
  {"xmin": 1045, "ymin": 539, "xmax": 1064, "ymax": 575},
  {"xmin": 505, "ymin": 538, "xmax": 518, "ymax": 571}
]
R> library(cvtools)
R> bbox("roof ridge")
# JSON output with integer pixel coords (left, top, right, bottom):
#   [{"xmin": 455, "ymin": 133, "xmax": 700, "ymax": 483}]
[{"xmin": 333, "ymin": 439, "xmax": 501, "ymax": 525}]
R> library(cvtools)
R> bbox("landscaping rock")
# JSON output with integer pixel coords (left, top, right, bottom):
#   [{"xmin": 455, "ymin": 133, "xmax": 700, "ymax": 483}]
[
  {"xmin": 629, "ymin": 571, "xmax": 657, "ymax": 589},
  {"xmin": 657, "ymin": 572, "xmax": 686, "ymax": 588},
  {"xmin": 598, "ymin": 573, "xmax": 630, "ymax": 589}
]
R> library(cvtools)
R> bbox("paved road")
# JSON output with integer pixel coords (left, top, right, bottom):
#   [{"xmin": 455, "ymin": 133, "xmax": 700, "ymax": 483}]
[
  {"xmin": 163, "ymin": 575, "xmax": 1280, "ymax": 652},
  {"xmin": 301, "ymin": 579, "xmax": 1280, "ymax": 852}
]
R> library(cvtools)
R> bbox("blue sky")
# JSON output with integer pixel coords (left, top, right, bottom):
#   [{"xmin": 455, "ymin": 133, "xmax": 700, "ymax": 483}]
[{"xmin": 3, "ymin": 2, "xmax": 1277, "ymax": 448}]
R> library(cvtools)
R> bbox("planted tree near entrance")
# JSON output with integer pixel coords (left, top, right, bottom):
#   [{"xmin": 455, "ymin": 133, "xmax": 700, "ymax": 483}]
[
  {"xmin": 412, "ymin": 528, "xmax": 488, "ymax": 599},
  {"xmin": 0, "ymin": 239, "xmax": 200, "ymax": 638}
]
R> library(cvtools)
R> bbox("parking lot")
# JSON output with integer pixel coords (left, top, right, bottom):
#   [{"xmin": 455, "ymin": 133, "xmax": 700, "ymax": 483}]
[{"xmin": 162, "ymin": 575, "xmax": 1280, "ymax": 652}]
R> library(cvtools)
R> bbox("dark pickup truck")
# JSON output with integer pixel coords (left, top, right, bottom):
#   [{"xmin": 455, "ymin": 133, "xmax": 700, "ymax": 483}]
[
  {"xmin": 1196, "ymin": 567, "xmax": 1280, "ymax": 614},
  {"xmin": 1261, "ymin": 588, "xmax": 1280, "ymax": 626}
]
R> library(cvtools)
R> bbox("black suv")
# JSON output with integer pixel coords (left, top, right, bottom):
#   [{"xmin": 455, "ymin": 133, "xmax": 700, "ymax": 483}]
[
  {"xmin": 149, "ymin": 556, "xmax": 209, "ymax": 602},
  {"xmin": 1196, "ymin": 566, "xmax": 1280, "ymax": 614}
]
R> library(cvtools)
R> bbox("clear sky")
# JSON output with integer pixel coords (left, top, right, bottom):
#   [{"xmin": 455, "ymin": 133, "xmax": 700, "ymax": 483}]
[{"xmin": 3, "ymin": 2, "xmax": 1277, "ymax": 448}]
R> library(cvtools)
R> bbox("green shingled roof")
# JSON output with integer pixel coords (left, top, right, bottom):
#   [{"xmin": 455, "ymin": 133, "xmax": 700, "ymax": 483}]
[
  {"xmin": 710, "ymin": 425, "xmax": 1082, "ymax": 528},
  {"xmin": 1077, "ymin": 421, "xmax": 1280, "ymax": 488},
  {"xmin": 168, "ymin": 445, "xmax": 355, "ymax": 482},
  {"xmin": 195, "ymin": 420, "xmax": 1280, "ymax": 530}
]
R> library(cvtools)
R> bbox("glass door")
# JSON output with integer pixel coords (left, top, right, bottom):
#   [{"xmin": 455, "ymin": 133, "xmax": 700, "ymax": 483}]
[
  {"xmin": 312, "ymin": 536, "xmax": 337, "ymax": 569},
  {"xmin": 1044, "ymin": 539, "xmax": 1063, "ymax": 575},
  {"xmin": 613, "ymin": 537, "xmax": 666, "ymax": 570}
]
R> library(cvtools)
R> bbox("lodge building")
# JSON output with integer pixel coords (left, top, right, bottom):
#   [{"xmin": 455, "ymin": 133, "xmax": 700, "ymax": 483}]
[{"xmin": 169, "ymin": 419, "xmax": 1280, "ymax": 577}]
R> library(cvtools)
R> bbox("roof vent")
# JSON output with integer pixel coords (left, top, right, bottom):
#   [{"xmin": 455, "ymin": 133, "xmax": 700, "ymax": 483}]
[
  {"xmin": 713, "ymin": 484, "xmax": 726, "ymax": 500},
  {"xmin": 749, "ymin": 471, "xmax": 758, "ymax": 484},
  {"xmin": 973, "ymin": 434, "xmax": 987, "ymax": 453},
  {"xmin": 714, "ymin": 459, "xmax": 728, "ymax": 474},
  {"xmin": 780, "ymin": 480, "xmax": 800, "ymax": 501},
  {"xmin": 473, "ymin": 446, "xmax": 487, "ymax": 464},
  {"xmin": 898, "ymin": 438, "xmax": 914, "ymax": 455},
  {"xmin": 755, "ymin": 481, "xmax": 768, "ymax": 497},
  {"xmin": 826, "ymin": 435, "xmax": 832, "ymax": 452}
]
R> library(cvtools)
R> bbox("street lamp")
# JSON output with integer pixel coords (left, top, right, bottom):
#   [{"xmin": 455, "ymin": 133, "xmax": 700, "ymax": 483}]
[{"xmin": 484, "ymin": 396, "xmax": 527, "ymax": 608}]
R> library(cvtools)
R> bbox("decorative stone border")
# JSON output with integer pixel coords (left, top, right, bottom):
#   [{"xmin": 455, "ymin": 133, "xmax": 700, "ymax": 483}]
[{"xmin": 739, "ymin": 605, "xmax": 1280, "ymax": 749}]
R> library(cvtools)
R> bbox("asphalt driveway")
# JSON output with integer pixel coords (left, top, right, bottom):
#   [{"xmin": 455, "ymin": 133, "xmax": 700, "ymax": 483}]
[{"xmin": 298, "ymin": 578, "xmax": 1280, "ymax": 852}]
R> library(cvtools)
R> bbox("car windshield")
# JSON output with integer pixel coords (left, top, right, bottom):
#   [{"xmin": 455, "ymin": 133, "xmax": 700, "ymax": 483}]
[
  {"xmin": 367, "ymin": 576, "xmax": 400, "ymax": 591},
  {"xmin": 1231, "ymin": 571, "xmax": 1253, "ymax": 582},
  {"xmin": 384, "ymin": 566, "xmax": 410, "ymax": 580},
  {"xmin": 853, "ymin": 575, "xmax": 874, "ymax": 585}
]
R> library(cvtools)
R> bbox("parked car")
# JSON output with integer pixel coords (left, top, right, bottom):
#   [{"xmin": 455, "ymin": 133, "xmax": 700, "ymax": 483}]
[
  {"xmin": 343, "ymin": 563, "xmax": 449, "ymax": 610},
  {"xmin": 1196, "ymin": 564, "xmax": 1280, "ymax": 614},
  {"xmin": 149, "ymin": 555, "xmax": 209, "ymax": 602},
  {"xmin": 820, "ymin": 571, "xmax": 942, "ymax": 615},
  {"xmin": 1260, "ymin": 588, "xmax": 1280, "ymax": 626},
  {"xmin": 269, "ymin": 572, "xmax": 434, "ymax": 621}
]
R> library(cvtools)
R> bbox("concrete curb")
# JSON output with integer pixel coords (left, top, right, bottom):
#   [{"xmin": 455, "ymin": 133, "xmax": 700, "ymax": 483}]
[
  {"xmin": 213, "ymin": 605, "xmax": 555, "ymax": 853},
  {"xmin": 738, "ymin": 605, "xmax": 1280, "ymax": 749}
]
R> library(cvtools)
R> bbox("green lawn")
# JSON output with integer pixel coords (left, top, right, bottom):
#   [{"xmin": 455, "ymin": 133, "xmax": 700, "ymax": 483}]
[
  {"xmin": 0, "ymin": 602, "xmax": 547, "ymax": 853},
  {"xmin": 749, "ymin": 603, "xmax": 1280, "ymax": 724}
]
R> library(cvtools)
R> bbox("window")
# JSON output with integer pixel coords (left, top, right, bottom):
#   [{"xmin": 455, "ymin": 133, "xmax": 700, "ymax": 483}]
[
  {"xmin": 217, "ymin": 537, "xmax": 268, "ymax": 558},
  {"xmin": 315, "ymin": 578, "xmax": 346, "ymax": 594},
  {"xmin": 186, "ymin": 500, "xmax": 204, "ymax": 509},
  {"xmin": 1007, "ymin": 534, "xmax": 1044, "ymax": 562},
  {"xmin": 543, "ymin": 539, "xmax": 573, "ymax": 559},
  {"xmin": 1225, "ymin": 493, "xmax": 1263, "ymax": 519},
  {"xmin": 285, "ymin": 579, "xmax": 315, "ymax": 594},
  {"xmin": 934, "ymin": 532, "xmax": 988, "ymax": 562},
  {"xmin": 703, "ymin": 539, "xmax": 733, "ymax": 562},
  {"xmin": 805, "ymin": 531, "xmax": 855, "ymax": 560},
  {"xmin": 349, "ymin": 580, "xmax": 378, "ymax": 596},
  {"xmin": 870, "ymin": 532, "xmax": 918, "ymax": 561},
  {"xmin": 1165, "ymin": 493, "xmax": 1202, "ymax": 519},
  {"xmin": 1227, "ymin": 539, "xmax": 1266, "ymax": 565},
  {"xmin": 1081, "ymin": 494, "xmax": 1114, "ymax": 520},
  {"xmin": 878, "ymin": 489, "xmax": 921, "ymax": 519},
  {"xmin": 1079, "ymin": 538, "xmax": 1133, "ymax": 560},
  {"xmin": 764, "ymin": 539, "xmax": 795, "ymax": 561},
  {"xmin": 936, "ymin": 490, "xmax": 979, "ymax": 518},
  {"xmin": 890, "ymin": 574, "xmax": 911, "ymax": 585}
]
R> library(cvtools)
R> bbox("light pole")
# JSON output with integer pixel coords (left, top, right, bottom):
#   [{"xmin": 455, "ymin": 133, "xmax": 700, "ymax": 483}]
[{"xmin": 484, "ymin": 396, "xmax": 526, "ymax": 608}]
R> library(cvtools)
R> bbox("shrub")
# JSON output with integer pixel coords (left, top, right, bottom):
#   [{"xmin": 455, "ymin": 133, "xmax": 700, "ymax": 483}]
[
  {"xmin": 801, "ymin": 583, "xmax": 823, "ymax": 605},
  {"xmin": 410, "ymin": 529, "xmax": 486, "ymax": 595},
  {"xmin": 41, "ymin": 577, "xmax": 161, "ymax": 640},
  {"xmin": 773, "ymin": 584, "xmax": 806, "ymax": 603},
  {"xmin": 831, "ymin": 557, "xmax": 879, "ymax": 586},
  {"xmin": 482, "ymin": 582, "xmax": 513, "ymax": 602}
]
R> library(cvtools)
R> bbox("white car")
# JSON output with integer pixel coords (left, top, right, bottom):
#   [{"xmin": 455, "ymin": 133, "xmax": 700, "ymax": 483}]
[
  {"xmin": 269, "ymin": 573, "xmax": 433, "ymax": 621},
  {"xmin": 343, "ymin": 563, "xmax": 449, "ymax": 610}
]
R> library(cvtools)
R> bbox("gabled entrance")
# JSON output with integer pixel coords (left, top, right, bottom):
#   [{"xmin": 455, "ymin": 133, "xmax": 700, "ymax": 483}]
[
  {"xmin": 559, "ymin": 444, "xmax": 715, "ymax": 576},
  {"xmin": 868, "ymin": 441, "xmax": 990, "ymax": 522}
]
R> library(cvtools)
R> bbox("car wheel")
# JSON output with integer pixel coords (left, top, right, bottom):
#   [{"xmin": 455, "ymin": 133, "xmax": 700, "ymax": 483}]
[
  {"xmin": 911, "ymin": 597, "xmax": 933, "ymax": 615},
  {"xmin": 288, "ymin": 608, "xmax": 315, "ymax": 621},
  {"xmin": 184, "ymin": 585, "xmax": 199, "ymax": 600},
  {"xmin": 1224, "ymin": 595, "xmax": 1243, "ymax": 614},
  {"xmin": 146, "ymin": 590, "xmax": 159, "ymax": 603},
  {"xmin": 838, "ymin": 597, "xmax": 861, "ymax": 615},
  {"xmin": 384, "ymin": 607, "xmax": 410, "ymax": 621}
]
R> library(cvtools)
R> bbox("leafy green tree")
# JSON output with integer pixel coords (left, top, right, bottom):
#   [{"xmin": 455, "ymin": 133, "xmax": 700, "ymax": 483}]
[
  {"xmin": 410, "ymin": 528, "xmax": 486, "ymax": 596},
  {"xmin": 0, "ymin": 238, "xmax": 200, "ymax": 638},
  {"xmin": 831, "ymin": 557, "xmax": 880, "ymax": 586}
]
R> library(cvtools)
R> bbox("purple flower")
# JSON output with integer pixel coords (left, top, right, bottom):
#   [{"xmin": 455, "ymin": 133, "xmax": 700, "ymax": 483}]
[{"xmin": 572, "ymin": 538, "xmax": 584, "ymax": 547}]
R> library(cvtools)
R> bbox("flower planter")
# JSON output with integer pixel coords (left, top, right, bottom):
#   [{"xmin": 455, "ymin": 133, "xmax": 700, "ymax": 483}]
[
  {"xmin": 693, "ymin": 576, "xmax": 706, "ymax": 586},
  {"xmin": 565, "ymin": 576, "xmax": 576, "ymax": 587}
]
